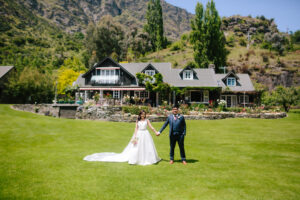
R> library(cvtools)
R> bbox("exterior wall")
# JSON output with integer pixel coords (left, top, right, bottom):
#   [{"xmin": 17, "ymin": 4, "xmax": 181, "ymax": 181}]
[{"xmin": 0, "ymin": 68, "xmax": 15, "ymax": 103}]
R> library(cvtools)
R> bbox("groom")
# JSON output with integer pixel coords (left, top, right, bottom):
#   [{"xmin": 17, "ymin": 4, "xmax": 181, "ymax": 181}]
[{"xmin": 156, "ymin": 105, "xmax": 187, "ymax": 165}]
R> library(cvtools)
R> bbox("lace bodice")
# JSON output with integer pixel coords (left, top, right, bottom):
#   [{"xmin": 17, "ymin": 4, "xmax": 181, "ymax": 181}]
[{"xmin": 138, "ymin": 120, "xmax": 148, "ymax": 130}]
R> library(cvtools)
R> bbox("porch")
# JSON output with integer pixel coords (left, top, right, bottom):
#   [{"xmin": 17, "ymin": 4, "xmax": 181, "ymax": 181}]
[{"xmin": 221, "ymin": 92, "xmax": 255, "ymax": 107}]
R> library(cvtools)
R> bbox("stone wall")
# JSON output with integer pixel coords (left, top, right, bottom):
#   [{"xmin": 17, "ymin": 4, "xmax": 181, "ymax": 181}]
[
  {"xmin": 12, "ymin": 104, "xmax": 60, "ymax": 117},
  {"xmin": 11, "ymin": 104, "xmax": 287, "ymax": 121}
]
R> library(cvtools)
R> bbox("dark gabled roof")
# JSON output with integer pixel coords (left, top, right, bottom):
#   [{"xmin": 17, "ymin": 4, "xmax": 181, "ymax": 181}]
[
  {"xmin": 121, "ymin": 63, "xmax": 219, "ymax": 87},
  {"xmin": 215, "ymin": 73, "xmax": 255, "ymax": 92},
  {"xmin": 222, "ymin": 71, "xmax": 240, "ymax": 81},
  {"xmin": 82, "ymin": 57, "xmax": 135, "ymax": 79},
  {"xmin": 179, "ymin": 66, "xmax": 199, "ymax": 80},
  {"xmin": 76, "ymin": 61, "xmax": 220, "ymax": 88},
  {"xmin": 141, "ymin": 63, "xmax": 159, "ymax": 73},
  {"xmin": 75, "ymin": 59, "xmax": 254, "ymax": 90},
  {"xmin": 179, "ymin": 66, "xmax": 197, "ymax": 75},
  {"xmin": 0, "ymin": 66, "xmax": 14, "ymax": 79}
]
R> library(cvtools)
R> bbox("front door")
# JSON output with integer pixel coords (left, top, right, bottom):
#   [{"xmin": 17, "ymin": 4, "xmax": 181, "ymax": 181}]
[
  {"xmin": 226, "ymin": 96, "xmax": 231, "ymax": 107},
  {"xmin": 232, "ymin": 95, "xmax": 237, "ymax": 107},
  {"xmin": 222, "ymin": 95, "xmax": 237, "ymax": 107}
]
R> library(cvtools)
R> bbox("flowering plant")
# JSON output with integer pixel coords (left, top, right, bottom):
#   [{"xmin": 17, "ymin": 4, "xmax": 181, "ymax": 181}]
[
  {"xmin": 123, "ymin": 95, "xmax": 131, "ymax": 103},
  {"xmin": 133, "ymin": 96, "xmax": 140, "ymax": 104},
  {"xmin": 217, "ymin": 99, "xmax": 227, "ymax": 111},
  {"xmin": 104, "ymin": 93, "xmax": 112, "ymax": 99}
]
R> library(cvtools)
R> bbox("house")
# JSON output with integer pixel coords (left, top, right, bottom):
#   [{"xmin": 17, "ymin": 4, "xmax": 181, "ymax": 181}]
[
  {"xmin": 74, "ymin": 57, "xmax": 256, "ymax": 107},
  {"xmin": 215, "ymin": 71, "xmax": 256, "ymax": 107},
  {"xmin": 0, "ymin": 66, "xmax": 15, "ymax": 102}
]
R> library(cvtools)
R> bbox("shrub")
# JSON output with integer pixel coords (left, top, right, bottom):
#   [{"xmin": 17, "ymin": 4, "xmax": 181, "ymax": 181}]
[
  {"xmin": 26, "ymin": 37, "xmax": 35, "ymax": 44},
  {"xmin": 190, "ymin": 103, "xmax": 207, "ymax": 111},
  {"xmin": 122, "ymin": 106, "xmax": 150, "ymax": 115},
  {"xmin": 181, "ymin": 33, "xmax": 189, "ymax": 41},
  {"xmin": 179, "ymin": 104, "xmax": 190, "ymax": 115},
  {"xmin": 239, "ymin": 38, "xmax": 247, "ymax": 46},
  {"xmin": 13, "ymin": 37, "xmax": 26, "ymax": 46},
  {"xmin": 226, "ymin": 35, "xmax": 235, "ymax": 47},
  {"xmin": 170, "ymin": 41, "xmax": 183, "ymax": 51},
  {"xmin": 173, "ymin": 61, "xmax": 178, "ymax": 67},
  {"xmin": 261, "ymin": 54, "xmax": 269, "ymax": 63}
]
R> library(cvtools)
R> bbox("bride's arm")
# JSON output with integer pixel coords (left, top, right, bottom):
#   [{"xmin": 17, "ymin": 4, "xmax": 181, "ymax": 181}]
[
  {"xmin": 134, "ymin": 120, "xmax": 138, "ymax": 137},
  {"xmin": 147, "ymin": 119, "xmax": 157, "ymax": 134}
]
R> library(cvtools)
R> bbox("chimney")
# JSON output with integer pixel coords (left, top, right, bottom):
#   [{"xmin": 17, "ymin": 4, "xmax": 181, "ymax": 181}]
[{"xmin": 208, "ymin": 64, "xmax": 215, "ymax": 72}]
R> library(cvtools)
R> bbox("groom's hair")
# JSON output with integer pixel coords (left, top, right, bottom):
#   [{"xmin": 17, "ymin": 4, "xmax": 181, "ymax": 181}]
[{"xmin": 172, "ymin": 105, "xmax": 179, "ymax": 109}]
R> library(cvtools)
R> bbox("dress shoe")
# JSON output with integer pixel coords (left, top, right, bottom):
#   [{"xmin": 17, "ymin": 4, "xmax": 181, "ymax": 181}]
[{"xmin": 170, "ymin": 160, "xmax": 174, "ymax": 164}]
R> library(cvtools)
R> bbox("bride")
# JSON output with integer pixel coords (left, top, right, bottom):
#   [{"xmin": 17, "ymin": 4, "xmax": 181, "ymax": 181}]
[{"xmin": 83, "ymin": 110, "xmax": 161, "ymax": 165}]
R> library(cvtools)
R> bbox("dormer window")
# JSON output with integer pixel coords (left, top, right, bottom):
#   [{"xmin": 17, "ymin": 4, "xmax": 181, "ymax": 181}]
[
  {"xmin": 145, "ymin": 70, "xmax": 155, "ymax": 76},
  {"xmin": 183, "ymin": 70, "xmax": 193, "ymax": 80},
  {"xmin": 227, "ymin": 77, "xmax": 236, "ymax": 86}
]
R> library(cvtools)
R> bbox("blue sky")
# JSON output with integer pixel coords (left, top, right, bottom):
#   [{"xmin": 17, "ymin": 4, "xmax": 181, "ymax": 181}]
[{"xmin": 165, "ymin": 0, "xmax": 300, "ymax": 32}]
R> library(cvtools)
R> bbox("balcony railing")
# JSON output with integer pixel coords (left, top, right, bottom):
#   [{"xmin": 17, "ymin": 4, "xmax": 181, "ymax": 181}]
[{"xmin": 91, "ymin": 75, "xmax": 120, "ymax": 85}]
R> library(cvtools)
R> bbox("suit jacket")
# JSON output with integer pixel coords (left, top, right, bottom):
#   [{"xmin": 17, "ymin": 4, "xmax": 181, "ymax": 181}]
[{"xmin": 159, "ymin": 114, "xmax": 186, "ymax": 136}]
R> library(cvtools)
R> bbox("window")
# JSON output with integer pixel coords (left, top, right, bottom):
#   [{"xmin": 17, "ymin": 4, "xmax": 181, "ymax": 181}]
[
  {"xmin": 227, "ymin": 77, "xmax": 236, "ymax": 86},
  {"xmin": 191, "ymin": 91, "xmax": 203, "ymax": 102},
  {"xmin": 203, "ymin": 90, "xmax": 209, "ymax": 103},
  {"xmin": 183, "ymin": 70, "xmax": 193, "ymax": 80},
  {"xmin": 239, "ymin": 95, "xmax": 249, "ymax": 104},
  {"xmin": 113, "ymin": 90, "xmax": 120, "ymax": 99},
  {"xmin": 134, "ymin": 91, "xmax": 149, "ymax": 99},
  {"xmin": 145, "ymin": 70, "xmax": 155, "ymax": 76},
  {"xmin": 92, "ymin": 69, "xmax": 120, "ymax": 84}
]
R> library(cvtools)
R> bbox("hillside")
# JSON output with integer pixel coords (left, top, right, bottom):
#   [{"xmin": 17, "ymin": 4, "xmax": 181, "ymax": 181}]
[
  {"xmin": 0, "ymin": 1, "xmax": 299, "ymax": 90},
  {"xmin": 0, "ymin": 0, "xmax": 87, "ymax": 71},
  {"xmin": 138, "ymin": 16, "xmax": 300, "ymax": 90},
  {"xmin": 16, "ymin": 0, "xmax": 193, "ymax": 40}
]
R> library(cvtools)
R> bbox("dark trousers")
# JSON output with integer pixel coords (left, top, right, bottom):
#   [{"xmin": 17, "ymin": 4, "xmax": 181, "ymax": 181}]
[{"xmin": 169, "ymin": 133, "xmax": 186, "ymax": 161}]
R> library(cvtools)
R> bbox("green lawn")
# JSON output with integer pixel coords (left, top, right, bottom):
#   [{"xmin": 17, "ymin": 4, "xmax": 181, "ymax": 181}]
[{"xmin": 0, "ymin": 104, "xmax": 299, "ymax": 200}]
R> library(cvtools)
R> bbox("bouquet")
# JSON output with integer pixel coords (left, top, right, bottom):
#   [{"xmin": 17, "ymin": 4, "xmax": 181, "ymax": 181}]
[{"xmin": 131, "ymin": 137, "xmax": 138, "ymax": 145}]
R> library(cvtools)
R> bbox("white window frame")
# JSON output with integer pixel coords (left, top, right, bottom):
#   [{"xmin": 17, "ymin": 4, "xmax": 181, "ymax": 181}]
[
  {"xmin": 222, "ymin": 95, "xmax": 238, "ymax": 107},
  {"xmin": 227, "ymin": 77, "xmax": 236, "ymax": 86},
  {"xmin": 183, "ymin": 70, "xmax": 193, "ymax": 80},
  {"xmin": 134, "ymin": 91, "xmax": 149, "ymax": 99},
  {"xmin": 113, "ymin": 90, "xmax": 120, "ymax": 99},
  {"xmin": 145, "ymin": 70, "xmax": 155, "ymax": 76},
  {"xmin": 203, "ymin": 90, "xmax": 209, "ymax": 103},
  {"xmin": 239, "ymin": 95, "xmax": 249, "ymax": 104}
]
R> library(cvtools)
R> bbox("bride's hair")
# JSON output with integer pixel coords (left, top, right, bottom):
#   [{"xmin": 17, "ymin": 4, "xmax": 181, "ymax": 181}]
[{"xmin": 138, "ymin": 110, "xmax": 146, "ymax": 121}]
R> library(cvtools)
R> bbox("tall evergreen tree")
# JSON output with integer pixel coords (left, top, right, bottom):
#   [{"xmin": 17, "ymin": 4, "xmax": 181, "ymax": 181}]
[
  {"xmin": 155, "ymin": 0, "xmax": 164, "ymax": 50},
  {"xmin": 144, "ymin": 0, "xmax": 165, "ymax": 51},
  {"xmin": 85, "ymin": 16, "xmax": 125, "ymax": 63},
  {"xmin": 190, "ymin": 0, "xmax": 227, "ymax": 70},
  {"xmin": 190, "ymin": 3, "xmax": 208, "ymax": 68}
]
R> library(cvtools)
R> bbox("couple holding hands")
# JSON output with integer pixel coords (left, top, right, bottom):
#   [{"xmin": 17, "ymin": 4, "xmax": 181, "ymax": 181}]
[{"xmin": 84, "ymin": 105, "xmax": 187, "ymax": 166}]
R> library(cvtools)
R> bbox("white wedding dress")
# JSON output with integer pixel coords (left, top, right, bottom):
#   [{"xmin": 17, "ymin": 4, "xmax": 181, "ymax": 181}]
[{"xmin": 83, "ymin": 120, "xmax": 161, "ymax": 165}]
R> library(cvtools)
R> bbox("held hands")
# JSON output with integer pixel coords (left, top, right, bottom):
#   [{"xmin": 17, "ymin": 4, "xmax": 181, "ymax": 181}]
[{"xmin": 155, "ymin": 131, "xmax": 160, "ymax": 136}]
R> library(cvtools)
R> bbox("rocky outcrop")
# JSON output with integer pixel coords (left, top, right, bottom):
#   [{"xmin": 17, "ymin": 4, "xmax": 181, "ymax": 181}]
[
  {"xmin": 255, "ymin": 70, "xmax": 300, "ymax": 90},
  {"xmin": 222, "ymin": 15, "xmax": 277, "ymax": 35}
]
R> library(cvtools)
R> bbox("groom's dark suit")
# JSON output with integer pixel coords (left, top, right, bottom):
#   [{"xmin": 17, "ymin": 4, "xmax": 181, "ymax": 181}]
[{"xmin": 159, "ymin": 114, "xmax": 186, "ymax": 161}]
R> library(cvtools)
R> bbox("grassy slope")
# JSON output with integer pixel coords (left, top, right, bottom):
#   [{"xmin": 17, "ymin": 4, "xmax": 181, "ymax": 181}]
[
  {"xmin": 0, "ymin": 0, "xmax": 85, "ymax": 71},
  {"xmin": 0, "ymin": 104, "xmax": 299, "ymax": 199},
  {"xmin": 139, "ymin": 32, "xmax": 300, "ymax": 76}
]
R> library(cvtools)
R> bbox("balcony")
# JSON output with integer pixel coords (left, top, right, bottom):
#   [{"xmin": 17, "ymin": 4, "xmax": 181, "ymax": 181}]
[{"xmin": 90, "ymin": 75, "xmax": 120, "ymax": 85}]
